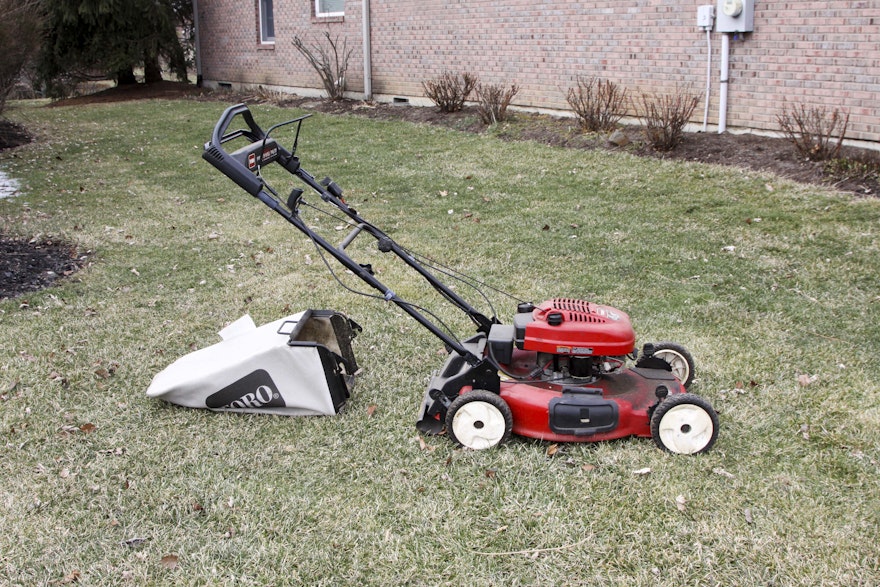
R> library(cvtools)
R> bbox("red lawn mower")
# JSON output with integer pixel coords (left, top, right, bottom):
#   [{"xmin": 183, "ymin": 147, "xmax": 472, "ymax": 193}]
[{"xmin": 203, "ymin": 104, "xmax": 719, "ymax": 454}]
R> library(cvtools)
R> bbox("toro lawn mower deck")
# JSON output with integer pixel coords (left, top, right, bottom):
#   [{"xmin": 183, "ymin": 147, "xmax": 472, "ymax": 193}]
[{"xmin": 203, "ymin": 104, "xmax": 719, "ymax": 454}]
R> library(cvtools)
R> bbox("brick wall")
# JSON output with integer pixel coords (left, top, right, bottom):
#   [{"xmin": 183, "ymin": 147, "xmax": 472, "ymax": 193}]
[
  {"xmin": 197, "ymin": 0, "xmax": 879, "ymax": 143},
  {"xmin": 197, "ymin": 0, "xmax": 364, "ymax": 92}
]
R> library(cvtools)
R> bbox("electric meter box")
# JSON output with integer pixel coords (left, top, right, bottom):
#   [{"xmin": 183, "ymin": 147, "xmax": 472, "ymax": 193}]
[{"xmin": 715, "ymin": 0, "xmax": 754, "ymax": 32}]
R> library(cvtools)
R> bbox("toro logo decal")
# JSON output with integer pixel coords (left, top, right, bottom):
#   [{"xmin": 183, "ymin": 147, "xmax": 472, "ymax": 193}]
[{"xmin": 206, "ymin": 369, "xmax": 286, "ymax": 410}]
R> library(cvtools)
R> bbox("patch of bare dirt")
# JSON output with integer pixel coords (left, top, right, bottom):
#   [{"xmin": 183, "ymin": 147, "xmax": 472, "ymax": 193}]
[
  {"xmin": 0, "ymin": 237, "xmax": 90, "ymax": 300},
  {"xmin": 47, "ymin": 80, "xmax": 211, "ymax": 107},
  {"xmin": 0, "ymin": 119, "xmax": 32, "ymax": 151},
  {"xmin": 0, "ymin": 81, "xmax": 877, "ymax": 299}
]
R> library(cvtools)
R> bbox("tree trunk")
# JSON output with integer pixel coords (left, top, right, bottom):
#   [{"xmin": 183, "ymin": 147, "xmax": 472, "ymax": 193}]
[
  {"xmin": 167, "ymin": 45, "xmax": 189, "ymax": 82},
  {"xmin": 144, "ymin": 52, "xmax": 163, "ymax": 84},
  {"xmin": 116, "ymin": 67, "xmax": 138, "ymax": 86}
]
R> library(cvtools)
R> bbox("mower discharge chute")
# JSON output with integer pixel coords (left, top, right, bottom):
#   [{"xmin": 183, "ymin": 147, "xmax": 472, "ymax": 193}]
[{"xmin": 203, "ymin": 104, "xmax": 719, "ymax": 454}]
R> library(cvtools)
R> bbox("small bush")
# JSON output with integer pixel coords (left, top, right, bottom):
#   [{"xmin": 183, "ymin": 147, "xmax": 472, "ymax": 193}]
[
  {"xmin": 776, "ymin": 101, "xmax": 849, "ymax": 161},
  {"xmin": 633, "ymin": 86, "xmax": 700, "ymax": 152},
  {"xmin": 422, "ymin": 71, "xmax": 477, "ymax": 113},
  {"xmin": 475, "ymin": 82, "xmax": 519, "ymax": 125},
  {"xmin": 292, "ymin": 31, "xmax": 354, "ymax": 101},
  {"xmin": 566, "ymin": 76, "xmax": 628, "ymax": 133}
]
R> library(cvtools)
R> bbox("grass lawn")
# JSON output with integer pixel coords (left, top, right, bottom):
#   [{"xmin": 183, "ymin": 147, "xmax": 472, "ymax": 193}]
[{"xmin": 1, "ymin": 98, "xmax": 879, "ymax": 586}]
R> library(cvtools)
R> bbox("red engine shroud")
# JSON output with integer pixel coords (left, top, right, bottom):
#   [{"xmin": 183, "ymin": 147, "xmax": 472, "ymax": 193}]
[{"xmin": 522, "ymin": 298, "xmax": 636, "ymax": 357}]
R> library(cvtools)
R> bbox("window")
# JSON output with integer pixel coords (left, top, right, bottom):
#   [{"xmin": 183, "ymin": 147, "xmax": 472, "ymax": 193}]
[
  {"xmin": 316, "ymin": 0, "xmax": 344, "ymax": 17},
  {"xmin": 260, "ymin": 0, "xmax": 275, "ymax": 43}
]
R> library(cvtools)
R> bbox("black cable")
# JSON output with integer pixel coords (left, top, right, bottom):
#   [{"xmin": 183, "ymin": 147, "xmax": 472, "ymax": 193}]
[
  {"xmin": 402, "ymin": 245, "xmax": 527, "ymax": 306},
  {"xmin": 298, "ymin": 198, "xmax": 499, "ymax": 320},
  {"xmin": 297, "ymin": 197, "xmax": 526, "ymax": 326},
  {"xmin": 303, "ymin": 222, "xmax": 467, "ymax": 347}
]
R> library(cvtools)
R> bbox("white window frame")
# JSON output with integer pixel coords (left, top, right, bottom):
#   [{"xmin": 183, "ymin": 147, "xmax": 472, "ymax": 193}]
[
  {"xmin": 315, "ymin": 0, "xmax": 344, "ymax": 18},
  {"xmin": 259, "ymin": 0, "xmax": 275, "ymax": 44}
]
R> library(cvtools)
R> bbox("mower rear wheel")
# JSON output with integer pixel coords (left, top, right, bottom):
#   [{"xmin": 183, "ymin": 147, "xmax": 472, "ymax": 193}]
[
  {"xmin": 652, "ymin": 342, "xmax": 696, "ymax": 388},
  {"xmin": 651, "ymin": 393, "xmax": 718, "ymax": 454},
  {"xmin": 446, "ymin": 390, "xmax": 513, "ymax": 450}
]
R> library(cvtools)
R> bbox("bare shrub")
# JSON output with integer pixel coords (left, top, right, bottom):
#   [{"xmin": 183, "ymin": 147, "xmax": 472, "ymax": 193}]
[
  {"xmin": 292, "ymin": 31, "xmax": 354, "ymax": 100},
  {"xmin": 633, "ymin": 86, "xmax": 700, "ymax": 151},
  {"xmin": 422, "ymin": 71, "xmax": 477, "ymax": 113},
  {"xmin": 0, "ymin": 0, "xmax": 43, "ymax": 115},
  {"xmin": 776, "ymin": 101, "xmax": 849, "ymax": 161},
  {"xmin": 566, "ymin": 76, "xmax": 628, "ymax": 132},
  {"xmin": 475, "ymin": 83, "xmax": 519, "ymax": 125}
]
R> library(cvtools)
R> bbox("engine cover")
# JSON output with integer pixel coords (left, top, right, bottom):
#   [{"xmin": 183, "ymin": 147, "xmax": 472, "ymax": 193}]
[{"xmin": 516, "ymin": 298, "xmax": 636, "ymax": 357}]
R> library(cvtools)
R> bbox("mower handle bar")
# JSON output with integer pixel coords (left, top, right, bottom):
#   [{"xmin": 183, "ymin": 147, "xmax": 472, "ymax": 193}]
[
  {"xmin": 211, "ymin": 103, "xmax": 262, "ymax": 146},
  {"xmin": 203, "ymin": 103, "xmax": 311, "ymax": 198},
  {"xmin": 202, "ymin": 104, "xmax": 497, "ymax": 364},
  {"xmin": 203, "ymin": 104, "xmax": 270, "ymax": 197}
]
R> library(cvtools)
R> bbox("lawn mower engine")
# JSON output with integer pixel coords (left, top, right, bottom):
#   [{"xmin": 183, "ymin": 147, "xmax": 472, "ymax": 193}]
[
  {"xmin": 417, "ymin": 298, "xmax": 719, "ymax": 454},
  {"xmin": 508, "ymin": 298, "xmax": 637, "ymax": 381}
]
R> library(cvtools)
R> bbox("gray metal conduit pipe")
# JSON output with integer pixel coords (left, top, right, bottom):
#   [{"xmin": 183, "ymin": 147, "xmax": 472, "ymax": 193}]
[{"xmin": 362, "ymin": 0, "xmax": 372, "ymax": 100}]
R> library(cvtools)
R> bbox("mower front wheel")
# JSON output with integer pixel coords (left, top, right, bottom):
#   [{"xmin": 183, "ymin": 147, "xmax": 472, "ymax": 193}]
[
  {"xmin": 651, "ymin": 393, "xmax": 719, "ymax": 455},
  {"xmin": 651, "ymin": 342, "xmax": 696, "ymax": 388},
  {"xmin": 446, "ymin": 390, "xmax": 513, "ymax": 450}
]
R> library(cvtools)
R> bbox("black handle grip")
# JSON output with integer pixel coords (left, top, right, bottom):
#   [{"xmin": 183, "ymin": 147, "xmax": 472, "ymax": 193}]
[{"xmin": 202, "ymin": 103, "xmax": 266, "ymax": 197}]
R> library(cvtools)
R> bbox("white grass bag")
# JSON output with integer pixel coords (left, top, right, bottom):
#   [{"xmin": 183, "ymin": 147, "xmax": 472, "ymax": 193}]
[{"xmin": 147, "ymin": 310, "xmax": 360, "ymax": 416}]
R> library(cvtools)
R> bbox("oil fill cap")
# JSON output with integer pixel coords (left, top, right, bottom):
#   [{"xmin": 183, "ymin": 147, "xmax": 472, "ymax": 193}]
[{"xmin": 547, "ymin": 312, "xmax": 564, "ymax": 326}]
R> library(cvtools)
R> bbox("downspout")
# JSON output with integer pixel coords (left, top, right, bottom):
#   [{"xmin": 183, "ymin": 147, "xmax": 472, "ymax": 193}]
[
  {"xmin": 361, "ymin": 0, "xmax": 372, "ymax": 100},
  {"xmin": 192, "ymin": 0, "xmax": 203, "ymax": 86},
  {"xmin": 718, "ymin": 33, "xmax": 730, "ymax": 134},
  {"xmin": 702, "ymin": 28, "xmax": 711, "ymax": 132}
]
